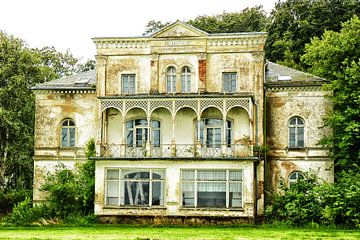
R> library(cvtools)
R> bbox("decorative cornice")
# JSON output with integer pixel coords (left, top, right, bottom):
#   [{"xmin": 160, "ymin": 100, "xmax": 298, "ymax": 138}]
[
  {"xmin": 208, "ymin": 36, "xmax": 267, "ymax": 47},
  {"xmin": 33, "ymin": 89, "xmax": 96, "ymax": 94},
  {"xmin": 93, "ymin": 39, "xmax": 150, "ymax": 49}
]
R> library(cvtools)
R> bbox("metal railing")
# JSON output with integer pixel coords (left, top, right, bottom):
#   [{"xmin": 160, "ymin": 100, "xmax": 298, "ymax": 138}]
[{"xmin": 101, "ymin": 143, "xmax": 253, "ymax": 158}]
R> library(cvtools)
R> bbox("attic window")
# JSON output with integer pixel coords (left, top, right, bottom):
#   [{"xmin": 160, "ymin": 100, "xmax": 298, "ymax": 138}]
[
  {"xmin": 75, "ymin": 77, "xmax": 91, "ymax": 84},
  {"xmin": 277, "ymin": 75, "xmax": 292, "ymax": 81}
]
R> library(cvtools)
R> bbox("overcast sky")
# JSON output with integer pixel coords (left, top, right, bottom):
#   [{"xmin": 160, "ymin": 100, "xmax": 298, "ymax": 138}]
[{"xmin": 1, "ymin": 0, "xmax": 278, "ymax": 61}]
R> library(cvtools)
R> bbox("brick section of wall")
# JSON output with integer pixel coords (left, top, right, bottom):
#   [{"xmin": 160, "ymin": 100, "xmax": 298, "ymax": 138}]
[{"xmin": 198, "ymin": 60, "xmax": 206, "ymax": 83}]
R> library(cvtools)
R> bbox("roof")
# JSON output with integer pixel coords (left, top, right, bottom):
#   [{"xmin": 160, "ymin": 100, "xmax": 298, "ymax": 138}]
[
  {"xmin": 93, "ymin": 21, "xmax": 267, "ymax": 41},
  {"xmin": 31, "ymin": 70, "xmax": 96, "ymax": 90},
  {"xmin": 265, "ymin": 61, "xmax": 325, "ymax": 84},
  {"xmin": 32, "ymin": 62, "xmax": 325, "ymax": 91}
]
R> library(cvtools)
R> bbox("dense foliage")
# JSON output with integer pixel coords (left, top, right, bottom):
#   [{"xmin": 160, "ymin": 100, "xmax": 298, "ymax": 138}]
[
  {"xmin": 0, "ymin": 32, "xmax": 79, "ymax": 193},
  {"xmin": 267, "ymin": 170, "xmax": 360, "ymax": 227},
  {"xmin": 302, "ymin": 16, "xmax": 360, "ymax": 170},
  {"xmin": 2, "ymin": 139, "xmax": 96, "ymax": 225},
  {"xmin": 188, "ymin": 6, "xmax": 268, "ymax": 33},
  {"xmin": 143, "ymin": 6, "xmax": 268, "ymax": 36},
  {"xmin": 0, "ymin": 31, "xmax": 95, "ymax": 216},
  {"xmin": 265, "ymin": 0, "xmax": 360, "ymax": 69}
]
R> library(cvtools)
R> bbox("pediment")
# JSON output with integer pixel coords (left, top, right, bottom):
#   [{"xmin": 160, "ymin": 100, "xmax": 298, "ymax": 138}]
[{"xmin": 151, "ymin": 21, "xmax": 208, "ymax": 38}]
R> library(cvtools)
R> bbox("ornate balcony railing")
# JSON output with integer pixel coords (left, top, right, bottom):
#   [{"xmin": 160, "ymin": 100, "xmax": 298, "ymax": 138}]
[{"xmin": 101, "ymin": 143, "xmax": 253, "ymax": 158}]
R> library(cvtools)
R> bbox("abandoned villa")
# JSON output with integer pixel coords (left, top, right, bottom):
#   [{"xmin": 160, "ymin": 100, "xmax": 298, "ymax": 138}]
[{"xmin": 31, "ymin": 21, "xmax": 334, "ymax": 222}]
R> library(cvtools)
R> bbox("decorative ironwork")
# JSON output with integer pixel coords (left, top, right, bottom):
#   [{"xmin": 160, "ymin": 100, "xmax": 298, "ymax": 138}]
[
  {"xmin": 100, "ymin": 143, "xmax": 252, "ymax": 158},
  {"xmin": 100, "ymin": 96, "xmax": 253, "ymax": 118}
]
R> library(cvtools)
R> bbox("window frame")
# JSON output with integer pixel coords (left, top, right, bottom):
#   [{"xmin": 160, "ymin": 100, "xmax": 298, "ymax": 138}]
[
  {"xmin": 166, "ymin": 66, "xmax": 177, "ymax": 93},
  {"xmin": 105, "ymin": 168, "xmax": 166, "ymax": 207},
  {"xmin": 181, "ymin": 169, "xmax": 243, "ymax": 209},
  {"xmin": 121, "ymin": 74, "xmax": 136, "ymax": 94},
  {"xmin": 288, "ymin": 171, "xmax": 305, "ymax": 187},
  {"xmin": 125, "ymin": 119, "xmax": 161, "ymax": 148},
  {"xmin": 181, "ymin": 66, "xmax": 191, "ymax": 93},
  {"xmin": 60, "ymin": 118, "xmax": 75, "ymax": 148},
  {"xmin": 288, "ymin": 116, "xmax": 305, "ymax": 148},
  {"xmin": 196, "ymin": 118, "xmax": 233, "ymax": 147},
  {"xmin": 222, "ymin": 72, "xmax": 237, "ymax": 93}
]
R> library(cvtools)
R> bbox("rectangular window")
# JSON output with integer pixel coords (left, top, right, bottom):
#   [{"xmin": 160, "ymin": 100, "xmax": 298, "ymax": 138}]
[
  {"xmin": 223, "ymin": 72, "xmax": 237, "ymax": 93},
  {"xmin": 105, "ymin": 168, "xmax": 165, "ymax": 207},
  {"xmin": 121, "ymin": 74, "xmax": 135, "ymax": 94},
  {"xmin": 181, "ymin": 169, "xmax": 243, "ymax": 208}
]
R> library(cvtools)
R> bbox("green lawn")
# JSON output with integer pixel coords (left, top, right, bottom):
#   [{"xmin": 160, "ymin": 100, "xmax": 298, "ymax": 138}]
[{"xmin": 0, "ymin": 225, "xmax": 359, "ymax": 240}]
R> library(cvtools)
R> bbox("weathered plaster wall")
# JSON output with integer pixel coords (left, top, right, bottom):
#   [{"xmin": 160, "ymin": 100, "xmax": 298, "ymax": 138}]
[
  {"xmin": 267, "ymin": 90, "xmax": 332, "ymax": 150},
  {"xmin": 94, "ymin": 160, "xmax": 255, "ymax": 217},
  {"xmin": 158, "ymin": 54, "xmax": 199, "ymax": 93},
  {"xmin": 33, "ymin": 92, "xmax": 98, "ymax": 202},
  {"xmin": 106, "ymin": 56, "xmax": 151, "ymax": 95},
  {"xmin": 266, "ymin": 88, "xmax": 334, "ymax": 191},
  {"xmin": 33, "ymin": 160, "xmax": 79, "ymax": 202},
  {"xmin": 34, "ymin": 92, "xmax": 98, "ymax": 150},
  {"xmin": 206, "ymin": 53, "xmax": 254, "ymax": 93}
]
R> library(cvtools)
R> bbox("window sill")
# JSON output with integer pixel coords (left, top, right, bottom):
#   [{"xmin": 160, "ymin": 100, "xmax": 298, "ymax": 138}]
[
  {"xmin": 59, "ymin": 147, "xmax": 77, "ymax": 150},
  {"xmin": 179, "ymin": 207, "xmax": 244, "ymax": 212},
  {"xmin": 285, "ymin": 147, "xmax": 307, "ymax": 152},
  {"xmin": 103, "ymin": 205, "xmax": 167, "ymax": 210}
]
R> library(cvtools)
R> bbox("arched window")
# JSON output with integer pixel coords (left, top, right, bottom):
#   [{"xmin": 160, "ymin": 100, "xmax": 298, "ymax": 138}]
[
  {"xmin": 197, "ymin": 119, "xmax": 232, "ymax": 147},
  {"xmin": 166, "ymin": 66, "xmax": 176, "ymax": 93},
  {"xmin": 288, "ymin": 171, "xmax": 304, "ymax": 187},
  {"xmin": 126, "ymin": 119, "xmax": 161, "ymax": 148},
  {"xmin": 288, "ymin": 116, "xmax": 305, "ymax": 148},
  {"xmin": 61, "ymin": 119, "xmax": 75, "ymax": 147},
  {"xmin": 181, "ymin": 66, "xmax": 191, "ymax": 93}
]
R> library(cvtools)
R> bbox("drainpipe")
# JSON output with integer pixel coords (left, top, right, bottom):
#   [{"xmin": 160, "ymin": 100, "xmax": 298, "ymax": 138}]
[
  {"xmin": 252, "ymin": 98, "xmax": 259, "ymax": 223},
  {"xmin": 253, "ymin": 157, "xmax": 259, "ymax": 223},
  {"xmin": 263, "ymin": 61, "xmax": 268, "ymax": 216}
]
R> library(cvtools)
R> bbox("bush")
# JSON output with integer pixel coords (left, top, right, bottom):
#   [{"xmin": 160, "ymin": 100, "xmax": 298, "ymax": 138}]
[
  {"xmin": 266, "ymin": 171, "xmax": 323, "ymax": 226},
  {"xmin": 41, "ymin": 160, "xmax": 95, "ymax": 219},
  {"xmin": 320, "ymin": 171, "xmax": 360, "ymax": 227},
  {"xmin": 40, "ymin": 138, "xmax": 96, "ymax": 220},
  {"xmin": 266, "ymin": 170, "xmax": 360, "ymax": 228},
  {"xmin": 0, "ymin": 189, "xmax": 31, "ymax": 217},
  {"xmin": 1, "ymin": 197, "xmax": 52, "ymax": 225},
  {"xmin": 2, "ymin": 138, "xmax": 96, "ymax": 225}
]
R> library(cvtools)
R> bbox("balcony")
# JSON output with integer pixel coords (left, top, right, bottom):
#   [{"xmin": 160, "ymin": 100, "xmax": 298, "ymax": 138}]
[
  {"xmin": 97, "ymin": 95, "xmax": 256, "ymax": 160},
  {"xmin": 100, "ymin": 143, "xmax": 253, "ymax": 159}
]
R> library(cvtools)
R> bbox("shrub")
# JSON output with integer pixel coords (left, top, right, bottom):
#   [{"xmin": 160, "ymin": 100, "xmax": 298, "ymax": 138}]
[
  {"xmin": 1, "ymin": 197, "xmax": 51, "ymax": 225},
  {"xmin": 0, "ymin": 189, "xmax": 31, "ymax": 217},
  {"xmin": 41, "ymin": 138, "xmax": 96, "ymax": 220},
  {"xmin": 266, "ymin": 170, "xmax": 360, "ymax": 228},
  {"xmin": 266, "ymin": 171, "xmax": 323, "ymax": 226},
  {"xmin": 320, "ymin": 170, "xmax": 360, "ymax": 227}
]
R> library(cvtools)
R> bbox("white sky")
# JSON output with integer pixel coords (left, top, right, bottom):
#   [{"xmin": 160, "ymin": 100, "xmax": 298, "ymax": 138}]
[{"xmin": 0, "ymin": 0, "xmax": 277, "ymax": 61}]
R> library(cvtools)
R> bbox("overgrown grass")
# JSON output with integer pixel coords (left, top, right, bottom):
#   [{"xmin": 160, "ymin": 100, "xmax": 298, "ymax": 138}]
[{"xmin": 0, "ymin": 225, "xmax": 359, "ymax": 240}]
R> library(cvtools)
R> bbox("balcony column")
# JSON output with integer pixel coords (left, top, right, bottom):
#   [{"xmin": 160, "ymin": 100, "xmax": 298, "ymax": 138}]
[
  {"xmin": 221, "ymin": 115, "xmax": 227, "ymax": 156},
  {"xmin": 97, "ymin": 110, "xmax": 104, "ymax": 156},
  {"xmin": 171, "ymin": 116, "xmax": 176, "ymax": 157},
  {"xmin": 146, "ymin": 116, "xmax": 151, "ymax": 157},
  {"xmin": 121, "ymin": 120, "xmax": 126, "ymax": 157},
  {"xmin": 196, "ymin": 117, "xmax": 202, "ymax": 157}
]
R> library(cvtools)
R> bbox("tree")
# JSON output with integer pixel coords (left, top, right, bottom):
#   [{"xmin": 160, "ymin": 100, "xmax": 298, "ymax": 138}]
[
  {"xmin": 77, "ymin": 59, "xmax": 96, "ymax": 73},
  {"xmin": 266, "ymin": 0, "xmax": 360, "ymax": 69},
  {"xmin": 301, "ymin": 16, "xmax": 360, "ymax": 170},
  {"xmin": 0, "ymin": 31, "xmax": 78, "ymax": 191},
  {"xmin": 188, "ymin": 6, "xmax": 268, "ymax": 33},
  {"xmin": 143, "ymin": 20, "xmax": 170, "ymax": 36}
]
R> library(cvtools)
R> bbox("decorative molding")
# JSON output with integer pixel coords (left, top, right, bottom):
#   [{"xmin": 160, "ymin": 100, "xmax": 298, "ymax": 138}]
[
  {"xmin": 94, "ymin": 40, "xmax": 150, "ymax": 49},
  {"xmin": 100, "ymin": 97, "xmax": 252, "ymax": 119},
  {"xmin": 33, "ymin": 89, "xmax": 96, "ymax": 94},
  {"xmin": 208, "ymin": 36, "xmax": 266, "ymax": 47}
]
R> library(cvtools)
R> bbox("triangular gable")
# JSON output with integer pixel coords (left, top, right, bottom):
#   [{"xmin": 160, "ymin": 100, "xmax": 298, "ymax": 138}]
[{"xmin": 151, "ymin": 21, "xmax": 208, "ymax": 38}]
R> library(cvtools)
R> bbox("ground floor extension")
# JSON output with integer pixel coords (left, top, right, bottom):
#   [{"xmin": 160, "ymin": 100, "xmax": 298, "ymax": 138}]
[{"xmin": 94, "ymin": 158, "xmax": 259, "ymax": 219}]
